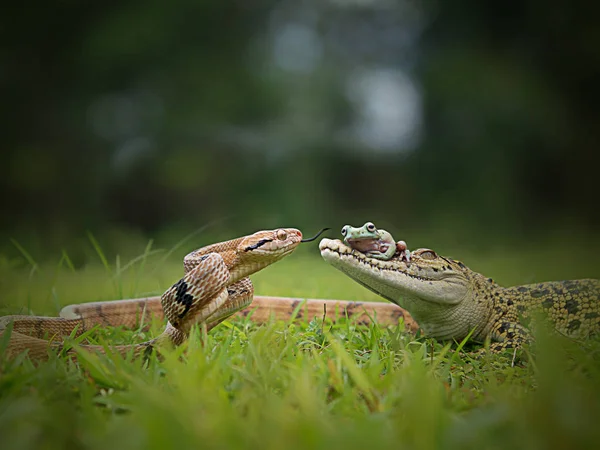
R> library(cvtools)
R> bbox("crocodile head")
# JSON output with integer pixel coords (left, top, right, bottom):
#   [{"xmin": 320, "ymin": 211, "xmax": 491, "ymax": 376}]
[{"xmin": 319, "ymin": 238, "xmax": 471, "ymax": 309}]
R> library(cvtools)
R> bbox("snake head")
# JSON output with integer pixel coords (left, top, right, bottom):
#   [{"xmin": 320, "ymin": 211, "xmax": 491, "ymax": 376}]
[{"xmin": 240, "ymin": 228, "xmax": 303, "ymax": 261}]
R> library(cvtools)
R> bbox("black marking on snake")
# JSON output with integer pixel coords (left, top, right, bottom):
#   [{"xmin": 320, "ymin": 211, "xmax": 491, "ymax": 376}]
[
  {"xmin": 301, "ymin": 228, "xmax": 331, "ymax": 243},
  {"xmin": 343, "ymin": 302, "xmax": 362, "ymax": 317},
  {"xmin": 35, "ymin": 319, "xmax": 43, "ymax": 338},
  {"xmin": 143, "ymin": 343, "xmax": 154, "ymax": 360},
  {"xmin": 228, "ymin": 286, "xmax": 249, "ymax": 295},
  {"xmin": 290, "ymin": 300, "xmax": 304, "ymax": 319},
  {"xmin": 54, "ymin": 343, "xmax": 65, "ymax": 355},
  {"xmin": 391, "ymin": 309, "xmax": 402, "ymax": 319},
  {"xmin": 244, "ymin": 239, "xmax": 272, "ymax": 252},
  {"xmin": 95, "ymin": 304, "xmax": 109, "ymax": 325},
  {"xmin": 173, "ymin": 279, "xmax": 194, "ymax": 318}
]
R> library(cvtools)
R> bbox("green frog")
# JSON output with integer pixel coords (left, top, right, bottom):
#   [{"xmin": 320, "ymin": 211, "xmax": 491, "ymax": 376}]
[{"xmin": 341, "ymin": 222, "xmax": 409, "ymax": 261}]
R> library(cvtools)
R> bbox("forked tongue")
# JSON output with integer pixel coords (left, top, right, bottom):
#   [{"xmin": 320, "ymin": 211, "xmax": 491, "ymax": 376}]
[{"xmin": 301, "ymin": 228, "xmax": 331, "ymax": 243}]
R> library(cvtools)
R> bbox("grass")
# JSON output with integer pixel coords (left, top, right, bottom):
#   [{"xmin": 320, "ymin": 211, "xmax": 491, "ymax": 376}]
[{"xmin": 1, "ymin": 236, "xmax": 600, "ymax": 450}]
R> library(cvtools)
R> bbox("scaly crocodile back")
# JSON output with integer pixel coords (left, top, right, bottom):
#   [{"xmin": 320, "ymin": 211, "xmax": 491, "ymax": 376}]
[{"xmin": 503, "ymin": 279, "xmax": 600, "ymax": 338}]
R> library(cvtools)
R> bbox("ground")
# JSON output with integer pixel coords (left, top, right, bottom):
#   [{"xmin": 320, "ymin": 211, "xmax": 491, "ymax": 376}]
[{"xmin": 1, "ymin": 238, "xmax": 599, "ymax": 450}]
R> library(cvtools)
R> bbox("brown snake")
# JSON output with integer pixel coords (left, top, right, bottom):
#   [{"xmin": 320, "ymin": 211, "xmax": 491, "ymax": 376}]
[
  {"xmin": 1, "ymin": 228, "xmax": 305, "ymax": 361},
  {"xmin": 1, "ymin": 228, "xmax": 418, "ymax": 362}
]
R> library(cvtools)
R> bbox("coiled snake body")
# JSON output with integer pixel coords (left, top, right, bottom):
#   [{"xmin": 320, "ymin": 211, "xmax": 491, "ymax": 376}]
[{"xmin": 1, "ymin": 228, "xmax": 303, "ymax": 361}]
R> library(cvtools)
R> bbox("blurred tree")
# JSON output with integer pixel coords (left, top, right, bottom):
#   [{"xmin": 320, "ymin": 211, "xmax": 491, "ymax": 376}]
[
  {"xmin": 415, "ymin": 0, "xmax": 600, "ymax": 230},
  {"xmin": 1, "ymin": 0, "xmax": 598, "ymax": 257}
]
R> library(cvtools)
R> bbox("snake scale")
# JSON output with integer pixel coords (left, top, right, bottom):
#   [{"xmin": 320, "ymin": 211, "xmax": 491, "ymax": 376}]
[
  {"xmin": 1, "ymin": 227, "xmax": 417, "ymax": 362},
  {"xmin": 6, "ymin": 222, "xmax": 595, "ymax": 361},
  {"xmin": 1, "ymin": 228, "xmax": 305, "ymax": 361}
]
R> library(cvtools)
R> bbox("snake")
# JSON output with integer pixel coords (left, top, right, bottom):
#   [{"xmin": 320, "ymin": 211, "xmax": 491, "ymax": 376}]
[{"xmin": 1, "ymin": 228, "xmax": 307, "ymax": 361}]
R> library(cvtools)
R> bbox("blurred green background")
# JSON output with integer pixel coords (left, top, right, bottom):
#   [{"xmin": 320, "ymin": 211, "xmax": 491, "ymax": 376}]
[{"xmin": 2, "ymin": 0, "xmax": 599, "ymax": 267}]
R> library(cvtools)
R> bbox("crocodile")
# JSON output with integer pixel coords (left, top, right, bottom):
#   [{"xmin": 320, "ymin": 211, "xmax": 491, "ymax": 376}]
[{"xmin": 320, "ymin": 223, "xmax": 600, "ymax": 351}]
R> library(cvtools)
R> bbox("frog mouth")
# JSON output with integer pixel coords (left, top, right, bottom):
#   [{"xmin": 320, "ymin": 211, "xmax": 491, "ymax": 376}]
[
  {"xmin": 345, "ymin": 237, "xmax": 411, "ymax": 263},
  {"xmin": 346, "ymin": 238, "xmax": 392, "ymax": 255}
]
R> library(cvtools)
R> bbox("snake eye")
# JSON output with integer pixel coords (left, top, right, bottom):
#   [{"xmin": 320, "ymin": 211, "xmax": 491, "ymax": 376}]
[
  {"xmin": 341, "ymin": 225, "xmax": 349, "ymax": 236},
  {"xmin": 419, "ymin": 250, "xmax": 438, "ymax": 260},
  {"xmin": 366, "ymin": 222, "xmax": 376, "ymax": 232},
  {"xmin": 276, "ymin": 229, "xmax": 288, "ymax": 241}
]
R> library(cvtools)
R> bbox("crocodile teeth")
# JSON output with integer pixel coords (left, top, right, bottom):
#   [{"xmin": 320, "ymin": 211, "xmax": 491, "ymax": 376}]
[{"xmin": 320, "ymin": 238, "xmax": 433, "ymax": 281}]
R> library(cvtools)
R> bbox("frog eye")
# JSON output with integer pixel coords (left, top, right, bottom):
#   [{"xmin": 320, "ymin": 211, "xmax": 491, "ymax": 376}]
[
  {"xmin": 341, "ymin": 225, "xmax": 349, "ymax": 236},
  {"xmin": 419, "ymin": 249, "xmax": 438, "ymax": 260},
  {"xmin": 276, "ymin": 229, "xmax": 288, "ymax": 241},
  {"xmin": 366, "ymin": 222, "xmax": 376, "ymax": 232}
]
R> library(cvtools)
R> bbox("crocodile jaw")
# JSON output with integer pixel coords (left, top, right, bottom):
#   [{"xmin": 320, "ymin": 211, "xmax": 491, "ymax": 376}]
[{"xmin": 319, "ymin": 238, "xmax": 468, "ymax": 308}]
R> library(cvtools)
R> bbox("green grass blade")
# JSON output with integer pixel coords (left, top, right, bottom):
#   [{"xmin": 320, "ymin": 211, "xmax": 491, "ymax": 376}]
[{"xmin": 86, "ymin": 232, "xmax": 112, "ymax": 274}]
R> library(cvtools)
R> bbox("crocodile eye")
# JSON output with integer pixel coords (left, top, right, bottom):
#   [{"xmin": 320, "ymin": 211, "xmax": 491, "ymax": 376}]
[
  {"xmin": 341, "ymin": 225, "xmax": 349, "ymax": 236},
  {"xmin": 419, "ymin": 250, "xmax": 437, "ymax": 260},
  {"xmin": 276, "ymin": 229, "xmax": 288, "ymax": 241},
  {"xmin": 366, "ymin": 222, "xmax": 376, "ymax": 232}
]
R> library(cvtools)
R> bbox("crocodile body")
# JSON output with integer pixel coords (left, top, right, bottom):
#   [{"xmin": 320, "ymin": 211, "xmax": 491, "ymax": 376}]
[{"xmin": 320, "ymin": 237, "xmax": 600, "ymax": 351}]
